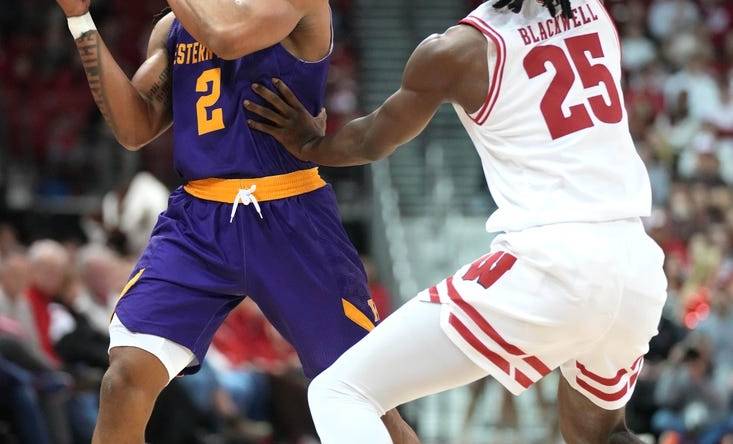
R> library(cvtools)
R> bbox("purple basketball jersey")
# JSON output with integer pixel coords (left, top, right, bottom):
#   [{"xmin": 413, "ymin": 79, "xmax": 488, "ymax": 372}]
[{"xmin": 166, "ymin": 19, "xmax": 330, "ymax": 180}]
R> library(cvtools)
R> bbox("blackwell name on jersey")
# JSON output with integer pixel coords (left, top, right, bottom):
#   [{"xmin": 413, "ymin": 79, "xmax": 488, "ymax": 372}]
[{"xmin": 517, "ymin": 3, "xmax": 600, "ymax": 46}]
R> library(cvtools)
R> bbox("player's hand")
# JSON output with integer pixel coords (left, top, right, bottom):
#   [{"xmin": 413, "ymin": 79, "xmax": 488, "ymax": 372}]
[
  {"xmin": 246, "ymin": 79, "xmax": 327, "ymax": 162},
  {"xmin": 55, "ymin": 0, "xmax": 91, "ymax": 17}
]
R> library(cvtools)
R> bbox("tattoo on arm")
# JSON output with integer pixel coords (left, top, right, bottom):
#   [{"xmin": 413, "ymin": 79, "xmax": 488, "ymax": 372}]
[
  {"xmin": 142, "ymin": 68, "xmax": 172, "ymax": 108},
  {"xmin": 76, "ymin": 31, "xmax": 115, "ymax": 130}
]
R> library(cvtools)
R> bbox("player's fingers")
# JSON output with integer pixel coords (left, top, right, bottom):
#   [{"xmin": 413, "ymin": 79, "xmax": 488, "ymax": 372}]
[
  {"xmin": 272, "ymin": 78, "xmax": 307, "ymax": 112},
  {"xmin": 251, "ymin": 84, "xmax": 292, "ymax": 115},
  {"xmin": 244, "ymin": 100, "xmax": 287, "ymax": 126},
  {"xmin": 247, "ymin": 119, "xmax": 281, "ymax": 138}
]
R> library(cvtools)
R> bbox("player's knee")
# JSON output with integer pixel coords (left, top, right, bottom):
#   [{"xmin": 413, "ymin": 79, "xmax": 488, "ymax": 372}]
[
  {"xmin": 309, "ymin": 370, "xmax": 383, "ymax": 419},
  {"xmin": 309, "ymin": 371, "xmax": 357, "ymax": 415},
  {"xmin": 308, "ymin": 372, "xmax": 336, "ymax": 415},
  {"xmin": 100, "ymin": 362, "xmax": 137, "ymax": 402},
  {"xmin": 101, "ymin": 350, "xmax": 166, "ymax": 402}
]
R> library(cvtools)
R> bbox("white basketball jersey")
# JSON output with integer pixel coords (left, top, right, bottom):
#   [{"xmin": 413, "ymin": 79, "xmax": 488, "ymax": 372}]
[{"xmin": 456, "ymin": 0, "xmax": 651, "ymax": 233}]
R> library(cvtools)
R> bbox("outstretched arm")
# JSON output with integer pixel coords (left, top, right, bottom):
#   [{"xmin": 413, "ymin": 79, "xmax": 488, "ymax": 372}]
[
  {"xmin": 246, "ymin": 25, "xmax": 489, "ymax": 167},
  {"xmin": 57, "ymin": 0, "xmax": 173, "ymax": 151},
  {"xmin": 165, "ymin": 0, "xmax": 309, "ymax": 60}
]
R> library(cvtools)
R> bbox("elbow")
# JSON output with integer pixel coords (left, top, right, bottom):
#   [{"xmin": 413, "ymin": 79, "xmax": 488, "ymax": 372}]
[
  {"xmin": 203, "ymin": 26, "xmax": 248, "ymax": 60},
  {"xmin": 116, "ymin": 133, "xmax": 149, "ymax": 151},
  {"xmin": 361, "ymin": 144, "xmax": 392, "ymax": 163}
]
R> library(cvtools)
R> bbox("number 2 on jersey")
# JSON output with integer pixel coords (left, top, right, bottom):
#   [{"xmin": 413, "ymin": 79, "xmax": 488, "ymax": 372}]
[
  {"xmin": 523, "ymin": 33, "xmax": 622, "ymax": 140},
  {"xmin": 196, "ymin": 68, "xmax": 225, "ymax": 136}
]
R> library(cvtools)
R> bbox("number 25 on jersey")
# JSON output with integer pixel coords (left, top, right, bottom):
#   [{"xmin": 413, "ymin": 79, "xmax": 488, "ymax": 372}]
[
  {"xmin": 196, "ymin": 68, "xmax": 225, "ymax": 136},
  {"xmin": 524, "ymin": 32, "xmax": 623, "ymax": 140}
]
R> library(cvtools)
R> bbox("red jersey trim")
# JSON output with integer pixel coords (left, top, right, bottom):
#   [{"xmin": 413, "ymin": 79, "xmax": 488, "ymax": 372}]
[{"xmin": 459, "ymin": 16, "xmax": 507, "ymax": 125}]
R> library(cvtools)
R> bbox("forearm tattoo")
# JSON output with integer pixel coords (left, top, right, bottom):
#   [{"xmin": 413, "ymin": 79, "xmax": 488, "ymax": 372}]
[{"xmin": 76, "ymin": 31, "xmax": 115, "ymax": 130}]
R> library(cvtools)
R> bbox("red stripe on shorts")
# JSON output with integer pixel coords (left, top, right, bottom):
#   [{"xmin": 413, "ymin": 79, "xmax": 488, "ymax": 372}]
[
  {"xmin": 428, "ymin": 286, "xmax": 440, "ymax": 303},
  {"xmin": 576, "ymin": 362, "xmax": 628, "ymax": 386},
  {"xmin": 446, "ymin": 276, "xmax": 551, "ymax": 377},
  {"xmin": 448, "ymin": 313, "xmax": 511, "ymax": 375},
  {"xmin": 575, "ymin": 376, "xmax": 629, "ymax": 402}
]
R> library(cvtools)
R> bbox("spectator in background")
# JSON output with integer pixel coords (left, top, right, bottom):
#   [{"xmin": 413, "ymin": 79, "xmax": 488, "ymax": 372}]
[
  {"xmin": 684, "ymin": 130, "xmax": 725, "ymax": 186},
  {"xmin": 102, "ymin": 171, "xmax": 169, "ymax": 255},
  {"xmin": 49, "ymin": 276, "xmax": 109, "ymax": 444},
  {"xmin": 74, "ymin": 244, "xmax": 120, "ymax": 334},
  {"xmin": 25, "ymin": 239, "xmax": 70, "ymax": 365},
  {"xmin": 653, "ymin": 336, "xmax": 729, "ymax": 444},
  {"xmin": 698, "ymin": 277, "xmax": 733, "ymax": 383},
  {"xmin": 209, "ymin": 300, "xmax": 317, "ymax": 443},
  {"xmin": 0, "ymin": 253, "xmax": 35, "ymax": 342},
  {"xmin": 664, "ymin": 57, "xmax": 721, "ymax": 120},
  {"xmin": 622, "ymin": 22, "xmax": 657, "ymax": 72},
  {"xmin": 361, "ymin": 255, "xmax": 393, "ymax": 319},
  {"xmin": 0, "ymin": 248, "xmax": 74, "ymax": 444},
  {"xmin": 648, "ymin": 0, "xmax": 700, "ymax": 41},
  {"xmin": 653, "ymin": 91, "xmax": 702, "ymax": 162},
  {"xmin": 705, "ymin": 76, "xmax": 733, "ymax": 184}
]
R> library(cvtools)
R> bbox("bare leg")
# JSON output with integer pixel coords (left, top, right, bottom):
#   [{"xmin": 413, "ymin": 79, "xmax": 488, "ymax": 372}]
[
  {"xmin": 558, "ymin": 377, "xmax": 643, "ymax": 444},
  {"xmin": 383, "ymin": 409, "xmax": 420, "ymax": 444},
  {"xmin": 92, "ymin": 347, "xmax": 169, "ymax": 444}
]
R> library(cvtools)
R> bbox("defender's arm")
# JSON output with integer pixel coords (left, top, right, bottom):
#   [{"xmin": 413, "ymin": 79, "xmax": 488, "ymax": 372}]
[
  {"xmin": 59, "ymin": 0, "xmax": 174, "ymax": 151},
  {"xmin": 165, "ymin": 0, "xmax": 307, "ymax": 60},
  {"xmin": 247, "ymin": 26, "xmax": 489, "ymax": 166}
]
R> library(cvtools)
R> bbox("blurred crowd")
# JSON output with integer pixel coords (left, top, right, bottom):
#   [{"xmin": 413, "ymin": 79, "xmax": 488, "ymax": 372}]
[
  {"xmin": 3, "ymin": 0, "xmax": 733, "ymax": 443},
  {"xmin": 0, "ymin": 1, "xmax": 371, "ymax": 443},
  {"xmin": 0, "ymin": 223, "xmax": 325, "ymax": 444},
  {"xmin": 0, "ymin": 219, "xmax": 392, "ymax": 444},
  {"xmin": 608, "ymin": 0, "xmax": 733, "ymax": 443}
]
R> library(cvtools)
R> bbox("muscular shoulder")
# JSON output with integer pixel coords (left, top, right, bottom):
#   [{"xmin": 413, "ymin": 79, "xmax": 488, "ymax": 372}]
[
  {"xmin": 403, "ymin": 25, "xmax": 490, "ymax": 110},
  {"xmin": 147, "ymin": 11, "xmax": 176, "ymax": 57}
]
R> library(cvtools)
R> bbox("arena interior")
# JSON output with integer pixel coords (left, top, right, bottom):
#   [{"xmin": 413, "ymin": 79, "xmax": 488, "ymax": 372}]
[{"xmin": 1, "ymin": 0, "xmax": 733, "ymax": 443}]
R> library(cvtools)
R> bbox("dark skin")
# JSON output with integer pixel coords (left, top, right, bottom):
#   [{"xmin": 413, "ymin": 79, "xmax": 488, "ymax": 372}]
[
  {"xmin": 247, "ymin": 21, "xmax": 643, "ymax": 444},
  {"xmin": 55, "ymin": 0, "xmax": 417, "ymax": 441}
]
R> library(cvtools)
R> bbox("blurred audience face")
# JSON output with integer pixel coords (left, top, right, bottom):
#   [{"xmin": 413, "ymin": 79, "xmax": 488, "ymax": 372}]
[
  {"xmin": 0, "ymin": 224, "xmax": 22, "ymax": 256},
  {"xmin": 78, "ymin": 245, "xmax": 119, "ymax": 303},
  {"xmin": 0, "ymin": 253, "xmax": 31, "ymax": 299},
  {"xmin": 28, "ymin": 240, "xmax": 70, "ymax": 297}
]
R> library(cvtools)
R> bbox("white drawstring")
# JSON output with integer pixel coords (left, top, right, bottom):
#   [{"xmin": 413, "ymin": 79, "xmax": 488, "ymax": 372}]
[{"xmin": 229, "ymin": 185, "xmax": 263, "ymax": 222}]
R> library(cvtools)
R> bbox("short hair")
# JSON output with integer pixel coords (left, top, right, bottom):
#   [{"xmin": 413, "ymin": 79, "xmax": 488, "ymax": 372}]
[
  {"xmin": 493, "ymin": 0, "xmax": 574, "ymax": 19},
  {"xmin": 77, "ymin": 244, "xmax": 116, "ymax": 272},
  {"xmin": 27, "ymin": 239, "xmax": 68, "ymax": 265}
]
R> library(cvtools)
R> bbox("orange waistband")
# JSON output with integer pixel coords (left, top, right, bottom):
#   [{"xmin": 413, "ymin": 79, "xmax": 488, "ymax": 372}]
[{"xmin": 184, "ymin": 168, "xmax": 326, "ymax": 203}]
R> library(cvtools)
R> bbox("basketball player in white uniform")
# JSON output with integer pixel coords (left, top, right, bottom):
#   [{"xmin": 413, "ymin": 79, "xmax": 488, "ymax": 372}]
[{"xmin": 246, "ymin": 0, "xmax": 667, "ymax": 442}]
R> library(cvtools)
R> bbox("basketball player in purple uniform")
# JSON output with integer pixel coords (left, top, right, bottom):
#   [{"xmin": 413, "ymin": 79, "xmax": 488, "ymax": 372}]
[{"xmin": 54, "ymin": 0, "xmax": 418, "ymax": 442}]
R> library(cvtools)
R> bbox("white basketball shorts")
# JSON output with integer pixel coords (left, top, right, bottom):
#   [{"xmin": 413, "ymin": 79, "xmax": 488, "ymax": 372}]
[{"xmin": 418, "ymin": 218, "xmax": 667, "ymax": 410}]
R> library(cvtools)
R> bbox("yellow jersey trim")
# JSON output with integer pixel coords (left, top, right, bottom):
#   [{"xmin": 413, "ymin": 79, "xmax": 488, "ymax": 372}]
[
  {"xmin": 111, "ymin": 268, "xmax": 145, "ymax": 321},
  {"xmin": 184, "ymin": 168, "xmax": 326, "ymax": 203},
  {"xmin": 119, "ymin": 268, "xmax": 145, "ymax": 300},
  {"xmin": 342, "ymin": 299, "xmax": 376, "ymax": 332}
]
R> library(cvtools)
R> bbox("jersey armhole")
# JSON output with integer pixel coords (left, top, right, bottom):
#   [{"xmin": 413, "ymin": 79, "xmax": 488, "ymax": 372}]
[{"xmin": 458, "ymin": 16, "xmax": 506, "ymax": 126}]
